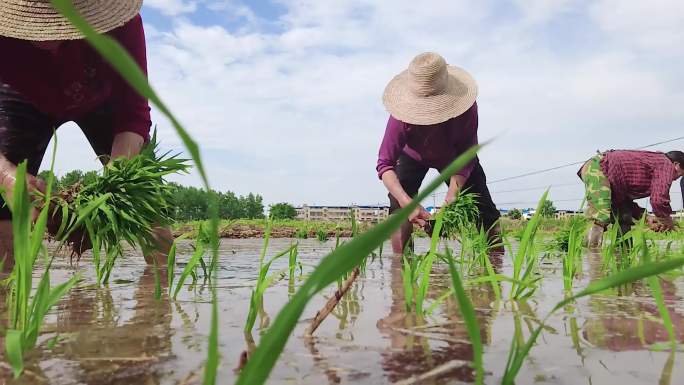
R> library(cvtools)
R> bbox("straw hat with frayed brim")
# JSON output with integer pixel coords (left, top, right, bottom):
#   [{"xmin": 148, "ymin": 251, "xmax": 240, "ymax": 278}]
[
  {"xmin": 383, "ymin": 52, "xmax": 478, "ymax": 126},
  {"xmin": 0, "ymin": 0, "xmax": 142, "ymax": 41}
]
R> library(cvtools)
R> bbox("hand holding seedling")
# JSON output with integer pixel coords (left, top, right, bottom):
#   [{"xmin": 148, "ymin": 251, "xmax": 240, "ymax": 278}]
[
  {"xmin": 0, "ymin": 154, "xmax": 45, "ymax": 220},
  {"xmin": 444, "ymin": 174, "xmax": 466, "ymax": 205},
  {"xmin": 409, "ymin": 205, "xmax": 432, "ymax": 228},
  {"xmin": 651, "ymin": 216, "xmax": 676, "ymax": 232}
]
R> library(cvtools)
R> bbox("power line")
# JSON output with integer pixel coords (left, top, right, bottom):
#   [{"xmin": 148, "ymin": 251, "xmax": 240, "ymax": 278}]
[
  {"xmin": 488, "ymin": 135, "xmax": 684, "ymax": 185},
  {"xmin": 432, "ymin": 134, "xmax": 684, "ymax": 197},
  {"xmin": 490, "ymin": 182, "xmax": 580, "ymax": 194}
]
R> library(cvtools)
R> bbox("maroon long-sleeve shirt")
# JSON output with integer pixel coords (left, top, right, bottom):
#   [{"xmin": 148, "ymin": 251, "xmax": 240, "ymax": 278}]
[
  {"xmin": 0, "ymin": 15, "xmax": 151, "ymax": 140},
  {"xmin": 600, "ymin": 150, "xmax": 678, "ymax": 218},
  {"xmin": 376, "ymin": 102, "xmax": 478, "ymax": 180}
]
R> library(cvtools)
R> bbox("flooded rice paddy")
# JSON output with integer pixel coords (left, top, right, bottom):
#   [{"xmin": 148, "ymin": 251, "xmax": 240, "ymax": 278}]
[{"xmin": 1, "ymin": 238, "xmax": 683, "ymax": 384}]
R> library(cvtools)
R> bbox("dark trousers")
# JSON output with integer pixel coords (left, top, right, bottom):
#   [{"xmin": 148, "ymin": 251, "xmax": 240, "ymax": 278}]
[
  {"xmin": 388, "ymin": 153, "xmax": 501, "ymax": 231},
  {"xmin": 0, "ymin": 83, "xmax": 114, "ymax": 219}
]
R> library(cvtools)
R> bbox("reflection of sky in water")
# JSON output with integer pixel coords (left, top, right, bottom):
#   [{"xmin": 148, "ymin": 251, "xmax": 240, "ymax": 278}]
[{"xmin": 5, "ymin": 239, "xmax": 684, "ymax": 384}]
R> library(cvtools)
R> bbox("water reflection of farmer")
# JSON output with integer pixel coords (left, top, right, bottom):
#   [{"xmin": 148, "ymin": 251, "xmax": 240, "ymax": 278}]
[
  {"xmin": 55, "ymin": 267, "xmax": 173, "ymax": 384},
  {"xmin": 377, "ymin": 252, "xmax": 498, "ymax": 382},
  {"xmin": 376, "ymin": 52, "xmax": 501, "ymax": 255},
  {"xmin": 584, "ymin": 253, "xmax": 684, "ymax": 350},
  {"xmin": 578, "ymin": 150, "xmax": 684, "ymax": 247},
  {"xmin": 0, "ymin": 1, "xmax": 171, "ymax": 270}
]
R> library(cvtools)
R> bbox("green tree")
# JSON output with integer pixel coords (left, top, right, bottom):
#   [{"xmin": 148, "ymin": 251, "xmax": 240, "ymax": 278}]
[
  {"xmin": 508, "ymin": 208, "xmax": 522, "ymax": 220},
  {"xmin": 243, "ymin": 193, "xmax": 265, "ymax": 219},
  {"xmin": 269, "ymin": 203, "xmax": 297, "ymax": 220},
  {"xmin": 539, "ymin": 199, "xmax": 557, "ymax": 217},
  {"xmin": 59, "ymin": 169, "xmax": 84, "ymax": 187}
]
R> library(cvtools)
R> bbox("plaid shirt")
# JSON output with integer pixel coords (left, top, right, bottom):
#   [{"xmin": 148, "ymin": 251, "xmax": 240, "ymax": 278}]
[{"xmin": 600, "ymin": 150, "xmax": 678, "ymax": 218}]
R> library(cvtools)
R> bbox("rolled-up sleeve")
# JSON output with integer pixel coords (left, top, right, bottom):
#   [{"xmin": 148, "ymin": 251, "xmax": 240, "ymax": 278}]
[
  {"xmin": 108, "ymin": 15, "xmax": 151, "ymax": 141},
  {"xmin": 376, "ymin": 116, "xmax": 407, "ymax": 179},
  {"xmin": 650, "ymin": 161, "xmax": 675, "ymax": 218}
]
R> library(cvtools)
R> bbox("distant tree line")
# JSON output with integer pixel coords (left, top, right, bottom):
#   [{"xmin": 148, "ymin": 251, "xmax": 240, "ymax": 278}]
[
  {"xmin": 39, "ymin": 170, "xmax": 265, "ymax": 221},
  {"xmin": 169, "ymin": 183, "xmax": 265, "ymax": 221}
]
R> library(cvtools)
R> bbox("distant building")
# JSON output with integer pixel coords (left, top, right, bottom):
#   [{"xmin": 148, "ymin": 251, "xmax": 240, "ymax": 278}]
[
  {"xmin": 521, "ymin": 208, "xmax": 536, "ymax": 220},
  {"xmin": 555, "ymin": 210, "xmax": 582, "ymax": 219},
  {"xmin": 296, "ymin": 204, "xmax": 389, "ymax": 223}
]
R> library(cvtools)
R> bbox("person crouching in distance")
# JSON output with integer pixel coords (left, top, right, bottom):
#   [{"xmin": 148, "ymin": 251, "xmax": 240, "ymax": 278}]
[{"xmin": 578, "ymin": 149, "xmax": 684, "ymax": 248}]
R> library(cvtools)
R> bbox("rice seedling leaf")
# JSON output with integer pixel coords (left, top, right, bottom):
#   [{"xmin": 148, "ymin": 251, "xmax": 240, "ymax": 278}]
[
  {"xmin": 5, "ymin": 329, "xmax": 24, "ymax": 378},
  {"xmin": 446, "ymin": 255, "xmax": 484, "ymax": 385}
]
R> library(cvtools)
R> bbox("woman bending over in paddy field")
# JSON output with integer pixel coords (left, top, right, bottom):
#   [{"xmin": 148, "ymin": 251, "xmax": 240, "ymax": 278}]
[
  {"xmin": 0, "ymin": 0, "xmax": 171, "ymax": 271},
  {"xmin": 376, "ymin": 52, "xmax": 502, "ymax": 255}
]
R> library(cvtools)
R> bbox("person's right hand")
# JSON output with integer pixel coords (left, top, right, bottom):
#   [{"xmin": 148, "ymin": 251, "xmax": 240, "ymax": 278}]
[
  {"xmin": 0, "ymin": 155, "xmax": 46, "ymax": 220},
  {"xmin": 408, "ymin": 205, "xmax": 432, "ymax": 228}
]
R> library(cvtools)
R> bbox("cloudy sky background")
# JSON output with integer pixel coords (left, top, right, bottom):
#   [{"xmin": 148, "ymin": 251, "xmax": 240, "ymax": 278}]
[{"xmin": 44, "ymin": 0, "xmax": 684, "ymax": 211}]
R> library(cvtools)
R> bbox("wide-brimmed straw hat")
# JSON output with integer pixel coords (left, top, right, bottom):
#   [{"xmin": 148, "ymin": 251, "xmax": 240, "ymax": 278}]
[
  {"xmin": 383, "ymin": 52, "xmax": 478, "ymax": 125},
  {"xmin": 0, "ymin": 0, "xmax": 142, "ymax": 41}
]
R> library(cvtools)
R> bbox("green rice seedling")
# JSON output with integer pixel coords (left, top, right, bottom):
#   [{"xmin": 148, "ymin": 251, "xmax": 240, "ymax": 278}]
[
  {"xmin": 445, "ymin": 251, "xmax": 484, "ymax": 384},
  {"xmin": 637, "ymin": 222, "xmax": 677, "ymax": 349},
  {"xmin": 245, "ymin": 223, "xmax": 297, "ymax": 334},
  {"xmin": 235, "ymin": 145, "xmax": 482, "ymax": 385},
  {"xmin": 501, "ymin": 256, "xmax": 684, "ymax": 384},
  {"xmin": 563, "ymin": 216, "xmax": 586, "ymax": 293},
  {"xmin": 350, "ymin": 208, "xmax": 359, "ymax": 237},
  {"xmin": 401, "ymin": 254, "xmax": 421, "ymax": 312},
  {"xmin": 49, "ymin": 132, "xmax": 189, "ymax": 264},
  {"xmin": 509, "ymin": 191, "xmax": 548, "ymax": 300},
  {"xmin": 166, "ymin": 236, "xmax": 185, "ymax": 294},
  {"xmin": 294, "ymin": 228, "xmax": 308, "ymax": 239},
  {"xmin": 440, "ymin": 190, "xmax": 480, "ymax": 239},
  {"xmin": 153, "ymin": 259, "xmax": 162, "ymax": 301},
  {"xmin": 601, "ymin": 223, "xmax": 622, "ymax": 272},
  {"xmin": 316, "ymin": 229, "xmax": 329, "ymax": 242},
  {"xmin": 288, "ymin": 242, "xmax": 301, "ymax": 283},
  {"xmin": 173, "ymin": 242, "xmax": 206, "ymax": 300},
  {"xmin": 203, "ymin": 259, "xmax": 220, "ymax": 385},
  {"xmin": 415, "ymin": 208, "xmax": 445, "ymax": 316},
  {"xmin": 551, "ymin": 216, "xmax": 587, "ymax": 253},
  {"xmin": 3, "ymin": 162, "xmax": 80, "ymax": 378},
  {"xmin": 244, "ymin": 245, "xmax": 295, "ymax": 333},
  {"xmin": 52, "ymin": 2, "xmax": 221, "ymax": 383}
]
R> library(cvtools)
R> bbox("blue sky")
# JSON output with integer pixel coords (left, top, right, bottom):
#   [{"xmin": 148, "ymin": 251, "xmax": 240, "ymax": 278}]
[{"xmin": 46, "ymin": 0, "xmax": 684, "ymax": 211}]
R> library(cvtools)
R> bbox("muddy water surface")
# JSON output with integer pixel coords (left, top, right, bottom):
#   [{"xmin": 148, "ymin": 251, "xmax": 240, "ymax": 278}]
[{"xmin": 1, "ymin": 238, "xmax": 684, "ymax": 384}]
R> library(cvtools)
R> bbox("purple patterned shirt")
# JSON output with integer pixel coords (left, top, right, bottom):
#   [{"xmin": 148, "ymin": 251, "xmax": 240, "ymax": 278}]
[
  {"xmin": 600, "ymin": 150, "xmax": 678, "ymax": 218},
  {"xmin": 376, "ymin": 103, "xmax": 478, "ymax": 180}
]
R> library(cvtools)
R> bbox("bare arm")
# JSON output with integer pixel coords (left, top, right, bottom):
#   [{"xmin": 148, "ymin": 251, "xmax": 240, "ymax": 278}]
[
  {"xmin": 110, "ymin": 132, "xmax": 144, "ymax": 161},
  {"xmin": 445, "ymin": 174, "xmax": 467, "ymax": 204},
  {"xmin": 382, "ymin": 169, "xmax": 431, "ymax": 226},
  {"xmin": 382, "ymin": 170, "xmax": 412, "ymax": 207}
]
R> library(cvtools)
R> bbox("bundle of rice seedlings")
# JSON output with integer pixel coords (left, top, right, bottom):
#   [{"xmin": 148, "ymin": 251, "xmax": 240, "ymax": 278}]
[
  {"xmin": 46, "ymin": 132, "xmax": 190, "ymax": 258},
  {"xmin": 438, "ymin": 190, "xmax": 480, "ymax": 238}
]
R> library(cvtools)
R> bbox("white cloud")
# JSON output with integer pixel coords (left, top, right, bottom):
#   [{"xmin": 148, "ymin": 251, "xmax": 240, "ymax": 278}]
[
  {"xmin": 590, "ymin": 0, "xmax": 684, "ymax": 54},
  {"xmin": 45, "ymin": 0, "xmax": 684, "ymax": 211},
  {"xmin": 512, "ymin": 0, "xmax": 574, "ymax": 23}
]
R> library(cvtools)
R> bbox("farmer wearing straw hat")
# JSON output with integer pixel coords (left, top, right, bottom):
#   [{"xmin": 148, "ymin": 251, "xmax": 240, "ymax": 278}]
[
  {"xmin": 578, "ymin": 150, "xmax": 684, "ymax": 247},
  {"xmin": 0, "ymin": 0, "xmax": 171, "ymax": 270},
  {"xmin": 377, "ymin": 52, "xmax": 502, "ymax": 254}
]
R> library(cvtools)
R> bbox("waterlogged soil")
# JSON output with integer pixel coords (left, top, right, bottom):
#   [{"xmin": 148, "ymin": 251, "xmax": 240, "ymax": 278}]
[{"xmin": 1, "ymin": 238, "xmax": 684, "ymax": 384}]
